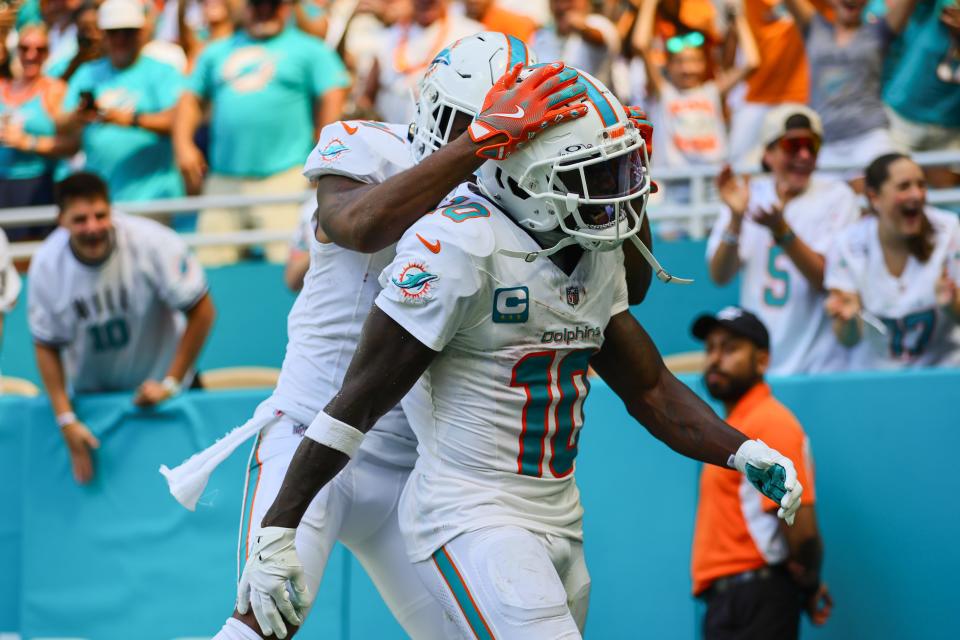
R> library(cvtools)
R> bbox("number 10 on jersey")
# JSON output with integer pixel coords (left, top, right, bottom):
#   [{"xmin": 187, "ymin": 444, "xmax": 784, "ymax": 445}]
[{"xmin": 511, "ymin": 348, "xmax": 595, "ymax": 479}]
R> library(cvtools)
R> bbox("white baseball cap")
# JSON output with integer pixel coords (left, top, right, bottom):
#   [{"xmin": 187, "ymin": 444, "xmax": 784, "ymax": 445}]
[
  {"xmin": 98, "ymin": 0, "xmax": 146, "ymax": 31},
  {"xmin": 759, "ymin": 103, "xmax": 824, "ymax": 149}
]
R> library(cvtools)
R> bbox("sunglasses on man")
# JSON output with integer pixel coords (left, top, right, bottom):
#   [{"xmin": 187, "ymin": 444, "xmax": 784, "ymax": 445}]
[{"xmin": 776, "ymin": 135, "xmax": 821, "ymax": 156}]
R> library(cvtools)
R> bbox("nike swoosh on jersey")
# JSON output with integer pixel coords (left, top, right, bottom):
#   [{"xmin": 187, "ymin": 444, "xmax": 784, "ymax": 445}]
[
  {"xmin": 341, "ymin": 121, "xmax": 358, "ymax": 135},
  {"xmin": 416, "ymin": 233, "xmax": 442, "ymax": 254},
  {"xmin": 488, "ymin": 105, "xmax": 525, "ymax": 119}
]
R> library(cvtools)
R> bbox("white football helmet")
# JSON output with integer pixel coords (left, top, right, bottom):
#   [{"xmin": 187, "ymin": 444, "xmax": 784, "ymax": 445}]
[
  {"xmin": 477, "ymin": 69, "xmax": 652, "ymax": 258},
  {"xmin": 411, "ymin": 32, "xmax": 535, "ymax": 162}
]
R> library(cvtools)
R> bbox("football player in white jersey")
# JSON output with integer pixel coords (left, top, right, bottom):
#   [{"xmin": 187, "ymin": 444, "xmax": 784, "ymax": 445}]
[
  {"xmin": 242, "ymin": 71, "xmax": 804, "ymax": 639},
  {"xmin": 27, "ymin": 172, "xmax": 215, "ymax": 485},
  {"xmin": 825, "ymin": 153, "xmax": 960, "ymax": 369},
  {"xmin": 163, "ymin": 34, "xmax": 609, "ymax": 640},
  {"xmin": 708, "ymin": 104, "xmax": 860, "ymax": 375},
  {"xmin": 0, "ymin": 227, "xmax": 22, "ymax": 354}
]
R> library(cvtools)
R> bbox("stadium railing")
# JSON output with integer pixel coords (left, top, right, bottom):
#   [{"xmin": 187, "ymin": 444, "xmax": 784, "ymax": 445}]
[{"xmin": 2, "ymin": 150, "xmax": 958, "ymax": 257}]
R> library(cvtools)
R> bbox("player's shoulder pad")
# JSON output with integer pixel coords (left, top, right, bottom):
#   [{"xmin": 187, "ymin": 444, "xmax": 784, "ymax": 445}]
[
  {"xmin": 402, "ymin": 185, "xmax": 499, "ymax": 259},
  {"xmin": 304, "ymin": 120, "xmax": 409, "ymax": 181}
]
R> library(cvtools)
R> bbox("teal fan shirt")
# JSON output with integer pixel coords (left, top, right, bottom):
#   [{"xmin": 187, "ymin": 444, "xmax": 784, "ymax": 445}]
[
  {"xmin": 187, "ymin": 28, "xmax": 350, "ymax": 178},
  {"xmin": 63, "ymin": 56, "xmax": 184, "ymax": 200}
]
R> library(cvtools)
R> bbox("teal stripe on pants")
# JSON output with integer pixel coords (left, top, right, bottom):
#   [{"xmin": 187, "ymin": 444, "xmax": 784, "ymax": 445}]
[{"xmin": 432, "ymin": 547, "xmax": 495, "ymax": 640}]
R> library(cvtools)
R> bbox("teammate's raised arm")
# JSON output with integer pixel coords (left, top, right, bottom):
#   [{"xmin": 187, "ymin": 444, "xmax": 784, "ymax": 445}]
[
  {"xmin": 591, "ymin": 310, "xmax": 802, "ymax": 523},
  {"xmin": 314, "ymin": 61, "xmax": 588, "ymax": 253}
]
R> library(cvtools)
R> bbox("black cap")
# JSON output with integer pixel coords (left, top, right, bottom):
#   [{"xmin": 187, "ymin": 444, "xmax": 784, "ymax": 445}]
[{"xmin": 691, "ymin": 306, "xmax": 770, "ymax": 350}]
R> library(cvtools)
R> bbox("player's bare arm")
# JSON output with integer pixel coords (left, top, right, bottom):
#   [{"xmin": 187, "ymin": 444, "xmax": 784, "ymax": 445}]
[
  {"xmin": 316, "ymin": 62, "xmax": 589, "ymax": 253},
  {"xmin": 232, "ymin": 308, "xmax": 435, "ymax": 638},
  {"xmin": 314, "ymin": 135, "xmax": 486, "ymax": 252},
  {"xmin": 591, "ymin": 310, "xmax": 747, "ymax": 467},
  {"xmin": 592, "ymin": 310, "xmax": 802, "ymax": 523},
  {"xmin": 263, "ymin": 307, "xmax": 435, "ymax": 529}
]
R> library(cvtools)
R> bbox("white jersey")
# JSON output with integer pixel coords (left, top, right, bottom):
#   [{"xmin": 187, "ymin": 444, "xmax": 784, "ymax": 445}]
[
  {"xmin": 707, "ymin": 175, "xmax": 860, "ymax": 374},
  {"xmin": 0, "ymin": 228, "xmax": 22, "ymax": 314},
  {"xmin": 375, "ymin": 183, "xmax": 630, "ymax": 561},
  {"xmin": 825, "ymin": 208, "xmax": 960, "ymax": 369},
  {"xmin": 271, "ymin": 120, "xmax": 418, "ymax": 467},
  {"xmin": 27, "ymin": 214, "xmax": 207, "ymax": 393}
]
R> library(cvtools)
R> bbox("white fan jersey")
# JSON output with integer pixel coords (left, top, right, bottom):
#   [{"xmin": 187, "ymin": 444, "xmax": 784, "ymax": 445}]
[
  {"xmin": 271, "ymin": 120, "xmax": 418, "ymax": 467},
  {"xmin": 707, "ymin": 175, "xmax": 860, "ymax": 375},
  {"xmin": 825, "ymin": 208, "xmax": 960, "ymax": 369},
  {"xmin": 0, "ymin": 228, "xmax": 21, "ymax": 314},
  {"xmin": 27, "ymin": 214, "xmax": 207, "ymax": 393},
  {"xmin": 375, "ymin": 183, "xmax": 631, "ymax": 562}
]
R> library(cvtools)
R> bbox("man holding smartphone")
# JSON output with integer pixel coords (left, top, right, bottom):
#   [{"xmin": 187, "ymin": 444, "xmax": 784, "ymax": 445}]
[{"xmin": 57, "ymin": 0, "xmax": 185, "ymax": 201}]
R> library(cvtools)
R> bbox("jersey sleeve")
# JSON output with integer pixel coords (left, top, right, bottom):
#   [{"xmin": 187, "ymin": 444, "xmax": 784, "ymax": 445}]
[
  {"xmin": 146, "ymin": 223, "xmax": 208, "ymax": 311},
  {"xmin": 27, "ymin": 254, "xmax": 71, "ymax": 346},
  {"xmin": 303, "ymin": 122, "xmax": 386, "ymax": 182},
  {"xmin": 0, "ymin": 231, "xmax": 22, "ymax": 313},
  {"xmin": 61, "ymin": 64, "xmax": 91, "ymax": 111},
  {"xmin": 808, "ymin": 183, "xmax": 860, "ymax": 255},
  {"xmin": 154, "ymin": 62, "xmax": 185, "ymax": 111},
  {"xmin": 824, "ymin": 226, "xmax": 862, "ymax": 293},
  {"xmin": 374, "ymin": 222, "xmax": 484, "ymax": 352},
  {"xmin": 308, "ymin": 40, "xmax": 351, "ymax": 96},
  {"xmin": 186, "ymin": 44, "xmax": 214, "ymax": 99}
]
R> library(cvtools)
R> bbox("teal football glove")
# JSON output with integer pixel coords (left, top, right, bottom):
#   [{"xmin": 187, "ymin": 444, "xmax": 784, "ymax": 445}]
[{"xmin": 731, "ymin": 439, "xmax": 803, "ymax": 525}]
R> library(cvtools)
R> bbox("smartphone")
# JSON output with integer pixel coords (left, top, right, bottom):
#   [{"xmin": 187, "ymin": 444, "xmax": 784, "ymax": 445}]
[{"xmin": 79, "ymin": 91, "xmax": 97, "ymax": 112}]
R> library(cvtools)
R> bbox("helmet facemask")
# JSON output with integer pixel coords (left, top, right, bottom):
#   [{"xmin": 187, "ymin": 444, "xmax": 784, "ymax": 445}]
[
  {"xmin": 411, "ymin": 78, "xmax": 475, "ymax": 162},
  {"xmin": 518, "ymin": 123, "xmax": 651, "ymax": 252}
]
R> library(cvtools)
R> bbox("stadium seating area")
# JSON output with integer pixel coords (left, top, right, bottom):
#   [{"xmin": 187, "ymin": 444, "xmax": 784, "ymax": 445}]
[{"xmin": 2, "ymin": 0, "xmax": 960, "ymax": 638}]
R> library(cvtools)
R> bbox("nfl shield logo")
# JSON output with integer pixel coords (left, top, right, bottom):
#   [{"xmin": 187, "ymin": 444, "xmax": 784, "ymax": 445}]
[{"xmin": 566, "ymin": 286, "xmax": 580, "ymax": 307}]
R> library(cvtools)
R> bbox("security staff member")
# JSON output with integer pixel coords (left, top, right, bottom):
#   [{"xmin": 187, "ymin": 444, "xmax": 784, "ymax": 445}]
[{"xmin": 689, "ymin": 307, "xmax": 831, "ymax": 639}]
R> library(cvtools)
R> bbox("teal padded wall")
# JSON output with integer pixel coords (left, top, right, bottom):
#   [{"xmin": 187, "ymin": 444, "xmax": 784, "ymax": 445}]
[{"xmin": 1, "ymin": 368, "xmax": 956, "ymax": 639}]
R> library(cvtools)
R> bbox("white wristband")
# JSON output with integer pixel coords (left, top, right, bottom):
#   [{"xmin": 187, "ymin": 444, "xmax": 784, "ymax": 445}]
[
  {"xmin": 56, "ymin": 411, "xmax": 77, "ymax": 428},
  {"xmin": 305, "ymin": 411, "xmax": 365, "ymax": 458},
  {"xmin": 162, "ymin": 376, "xmax": 182, "ymax": 396}
]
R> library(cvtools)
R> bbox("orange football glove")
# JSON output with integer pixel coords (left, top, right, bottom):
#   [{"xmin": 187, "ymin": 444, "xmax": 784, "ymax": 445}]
[
  {"xmin": 625, "ymin": 105, "xmax": 658, "ymax": 194},
  {"xmin": 468, "ymin": 62, "xmax": 589, "ymax": 160}
]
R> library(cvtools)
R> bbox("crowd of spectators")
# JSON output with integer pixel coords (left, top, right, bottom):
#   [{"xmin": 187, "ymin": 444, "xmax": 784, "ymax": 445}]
[
  {"xmin": 2, "ymin": 0, "xmax": 957, "ymax": 211},
  {"xmin": 2, "ymin": 0, "xmax": 960, "ymax": 377}
]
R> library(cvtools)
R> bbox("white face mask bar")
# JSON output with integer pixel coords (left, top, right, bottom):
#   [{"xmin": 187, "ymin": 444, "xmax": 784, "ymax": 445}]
[
  {"xmin": 499, "ymin": 125, "xmax": 694, "ymax": 283},
  {"xmin": 412, "ymin": 82, "xmax": 472, "ymax": 161}
]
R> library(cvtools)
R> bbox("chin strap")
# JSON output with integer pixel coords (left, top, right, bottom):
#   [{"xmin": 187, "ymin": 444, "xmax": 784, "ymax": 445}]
[
  {"xmin": 498, "ymin": 236, "xmax": 579, "ymax": 262},
  {"xmin": 498, "ymin": 231, "xmax": 695, "ymax": 286},
  {"xmin": 629, "ymin": 235, "xmax": 694, "ymax": 285}
]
